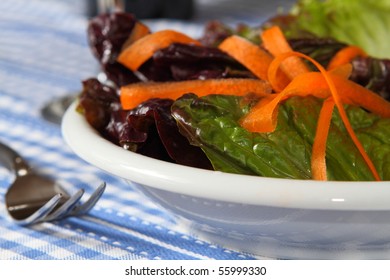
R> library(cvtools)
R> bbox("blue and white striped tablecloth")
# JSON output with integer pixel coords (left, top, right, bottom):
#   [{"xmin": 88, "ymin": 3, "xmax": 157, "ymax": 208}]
[{"xmin": 0, "ymin": 0, "xmax": 293, "ymax": 260}]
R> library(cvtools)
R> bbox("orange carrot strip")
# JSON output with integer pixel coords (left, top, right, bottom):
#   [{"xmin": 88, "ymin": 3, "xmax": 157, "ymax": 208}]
[
  {"xmin": 240, "ymin": 92, "xmax": 285, "ymax": 133},
  {"xmin": 117, "ymin": 30, "xmax": 201, "ymax": 71},
  {"xmin": 121, "ymin": 21, "xmax": 150, "ymax": 51},
  {"xmin": 328, "ymin": 63, "xmax": 353, "ymax": 79},
  {"xmin": 311, "ymin": 98, "xmax": 335, "ymax": 180},
  {"xmin": 241, "ymin": 51, "xmax": 383, "ymax": 181},
  {"xmin": 267, "ymin": 53, "xmax": 390, "ymax": 118},
  {"xmin": 327, "ymin": 45, "xmax": 367, "ymax": 70},
  {"xmin": 246, "ymin": 52, "xmax": 329, "ymax": 133},
  {"xmin": 218, "ymin": 35, "xmax": 290, "ymax": 90},
  {"xmin": 243, "ymin": 69, "xmax": 390, "ymax": 133},
  {"xmin": 280, "ymin": 72, "xmax": 390, "ymax": 118},
  {"xmin": 120, "ymin": 78, "xmax": 272, "ymax": 110},
  {"xmin": 326, "ymin": 75, "xmax": 390, "ymax": 118},
  {"xmin": 261, "ymin": 26, "xmax": 309, "ymax": 80}
]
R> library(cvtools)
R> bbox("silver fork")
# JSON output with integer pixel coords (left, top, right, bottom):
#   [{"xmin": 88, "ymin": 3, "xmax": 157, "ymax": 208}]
[{"xmin": 0, "ymin": 141, "xmax": 105, "ymax": 226}]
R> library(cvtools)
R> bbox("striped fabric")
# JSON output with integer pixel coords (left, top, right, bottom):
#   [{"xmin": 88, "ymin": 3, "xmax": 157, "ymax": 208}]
[{"xmin": 0, "ymin": 0, "xmax": 294, "ymax": 260}]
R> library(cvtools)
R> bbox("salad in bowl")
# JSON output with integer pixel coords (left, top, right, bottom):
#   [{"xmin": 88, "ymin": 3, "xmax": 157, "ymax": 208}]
[{"xmin": 62, "ymin": 0, "xmax": 390, "ymax": 259}]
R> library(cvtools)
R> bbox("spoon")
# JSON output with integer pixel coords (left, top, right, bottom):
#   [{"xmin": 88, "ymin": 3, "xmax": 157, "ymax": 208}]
[{"xmin": 40, "ymin": 94, "xmax": 76, "ymax": 125}]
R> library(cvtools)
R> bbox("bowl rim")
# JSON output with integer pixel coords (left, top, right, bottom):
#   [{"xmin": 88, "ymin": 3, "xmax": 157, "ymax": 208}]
[{"xmin": 62, "ymin": 102, "xmax": 390, "ymax": 211}]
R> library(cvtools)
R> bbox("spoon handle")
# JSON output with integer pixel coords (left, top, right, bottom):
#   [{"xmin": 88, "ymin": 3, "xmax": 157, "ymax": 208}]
[{"xmin": 0, "ymin": 142, "xmax": 31, "ymax": 176}]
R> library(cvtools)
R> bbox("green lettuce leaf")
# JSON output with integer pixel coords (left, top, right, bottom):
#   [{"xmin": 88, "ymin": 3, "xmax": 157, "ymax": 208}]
[
  {"xmin": 172, "ymin": 94, "xmax": 390, "ymax": 181},
  {"xmin": 289, "ymin": 0, "xmax": 390, "ymax": 59}
]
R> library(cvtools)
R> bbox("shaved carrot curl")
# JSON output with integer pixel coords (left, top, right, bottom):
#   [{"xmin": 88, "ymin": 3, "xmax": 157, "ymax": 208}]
[
  {"xmin": 120, "ymin": 21, "xmax": 150, "ymax": 51},
  {"xmin": 266, "ymin": 55, "xmax": 390, "ymax": 118},
  {"xmin": 120, "ymin": 78, "xmax": 272, "ymax": 110},
  {"xmin": 328, "ymin": 63, "xmax": 353, "ymax": 79},
  {"xmin": 218, "ymin": 35, "xmax": 290, "ymax": 91},
  {"xmin": 241, "ymin": 51, "xmax": 384, "ymax": 181},
  {"xmin": 117, "ymin": 30, "xmax": 201, "ymax": 71},
  {"xmin": 265, "ymin": 52, "xmax": 390, "ymax": 118},
  {"xmin": 311, "ymin": 98, "xmax": 335, "ymax": 181},
  {"xmin": 327, "ymin": 45, "xmax": 367, "ymax": 70},
  {"xmin": 261, "ymin": 26, "xmax": 310, "ymax": 80}
]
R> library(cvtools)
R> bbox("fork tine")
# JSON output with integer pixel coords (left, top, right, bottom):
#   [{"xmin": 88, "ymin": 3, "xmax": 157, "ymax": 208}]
[
  {"xmin": 43, "ymin": 189, "xmax": 85, "ymax": 222},
  {"xmin": 71, "ymin": 182, "xmax": 106, "ymax": 216},
  {"xmin": 14, "ymin": 194, "xmax": 63, "ymax": 226}
]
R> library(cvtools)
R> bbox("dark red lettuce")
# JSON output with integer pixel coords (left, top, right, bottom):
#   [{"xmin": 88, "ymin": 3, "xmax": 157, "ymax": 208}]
[
  {"xmin": 87, "ymin": 12, "xmax": 140, "ymax": 87},
  {"xmin": 105, "ymin": 98, "xmax": 212, "ymax": 169},
  {"xmin": 77, "ymin": 78, "xmax": 120, "ymax": 132},
  {"xmin": 351, "ymin": 57, "xmax": 390, "ymax": 101},
  {"xmin": 138, "ymin": 43, "xmax": 256, "ymax": 81},
  {"xmin": 78, "ymin": 78, "xmax": 212, "ymax": 169}
]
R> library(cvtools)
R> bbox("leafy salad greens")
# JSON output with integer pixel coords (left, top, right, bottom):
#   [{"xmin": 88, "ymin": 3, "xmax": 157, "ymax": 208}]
[
  {"xmin": 172, "ymin": 94, "xmax": 389, "ymax": 181},
  {"xmin": 288, "ymin": 0, "xmax": 390, "ymax": 59}
]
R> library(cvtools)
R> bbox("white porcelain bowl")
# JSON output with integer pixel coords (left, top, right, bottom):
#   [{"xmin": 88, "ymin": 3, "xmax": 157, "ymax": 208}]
[{"xmin": 62, "ymin": 102, "xmax": 390, "ymax": 259}]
